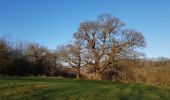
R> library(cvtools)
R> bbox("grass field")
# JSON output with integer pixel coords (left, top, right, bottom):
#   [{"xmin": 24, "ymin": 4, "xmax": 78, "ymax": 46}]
[{"xmin": 0, "ymin": 77, "xmax": 170, "ymax": 100}]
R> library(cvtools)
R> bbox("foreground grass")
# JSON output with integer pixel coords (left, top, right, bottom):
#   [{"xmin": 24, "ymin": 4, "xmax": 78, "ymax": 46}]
[{"xmin": 0, "ymin": 77, "xmax": 170, "ymax": 100}]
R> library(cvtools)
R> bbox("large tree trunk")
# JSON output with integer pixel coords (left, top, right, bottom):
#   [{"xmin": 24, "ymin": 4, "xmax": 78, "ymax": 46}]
[
  {"xmin": 76, "ymin": 67, "xmax": 80, "ymax": 79},
  {"xmin": 93, "ymin": 71, "xmax": 102, "ymax": 80},
  {"xmin": 93, "ymin": 52, "xmax": 102, "ymax": 80}
]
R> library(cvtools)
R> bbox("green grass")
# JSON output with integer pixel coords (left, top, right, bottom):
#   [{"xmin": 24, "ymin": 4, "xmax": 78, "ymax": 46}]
[{"xmin": 0, "ymin": 77, "xmax": 170, "ymax": 100}]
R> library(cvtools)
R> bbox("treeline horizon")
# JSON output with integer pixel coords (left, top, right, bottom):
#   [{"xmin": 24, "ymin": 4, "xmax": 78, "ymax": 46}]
[
  {"xmin": 0, "ymin": 13, "xmax": 170, "ymax": 85},
  {"xmin": 1, "ymin": 36, "xmax": 170, "ymax": 59}
]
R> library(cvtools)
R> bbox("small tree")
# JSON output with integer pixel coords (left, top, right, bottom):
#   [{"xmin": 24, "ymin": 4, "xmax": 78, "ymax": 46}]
[{"xmin": 57, "ymin": 32, "xmax": 84, "ymax": 79}]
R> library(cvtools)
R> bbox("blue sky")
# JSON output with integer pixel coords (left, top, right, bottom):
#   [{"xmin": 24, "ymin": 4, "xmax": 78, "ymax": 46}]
[{"xmin": 0, "ymin": 0, "xmax": 170, "ymax": 58}]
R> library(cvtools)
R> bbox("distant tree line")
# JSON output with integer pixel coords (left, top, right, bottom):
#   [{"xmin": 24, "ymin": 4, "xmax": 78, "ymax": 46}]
[
  {"xmin": 0, "ymin": 39, "xmax": 75, "ymax": 77},
  {"xmin": 0, "ymin": 13, "xmax": 170, "ymax": 85}
]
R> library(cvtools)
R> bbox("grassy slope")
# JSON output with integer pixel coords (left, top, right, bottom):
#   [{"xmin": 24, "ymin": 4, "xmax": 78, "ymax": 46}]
[{"xmin": 0, "ymin": 77, "xmax": 170, "ymax": 100}]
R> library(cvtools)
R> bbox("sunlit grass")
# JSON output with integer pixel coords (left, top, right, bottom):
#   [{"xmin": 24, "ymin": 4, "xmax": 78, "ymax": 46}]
[{"xmin": 0, "ymin": 77, "xmax": 169, "ymax": 100}]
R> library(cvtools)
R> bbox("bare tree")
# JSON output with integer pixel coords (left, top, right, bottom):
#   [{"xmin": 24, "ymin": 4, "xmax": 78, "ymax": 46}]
[
  {"xmin": 25, "ymin": 43, "xmax": 48, "ymax": 76},
  {"xmin": 43, "ymin": 51, "xmax": 61, "ymax": 76},
  {"xmin": 57, "ymin": 32, "xmax": 84, "ymax": 79},
  {"xmin": 0, "ymin": 38, "xmax": 9, "ymax": 75},
  {"xmin": 75, "ymin": 13, "xmax": 146, "ymax": 80}
]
